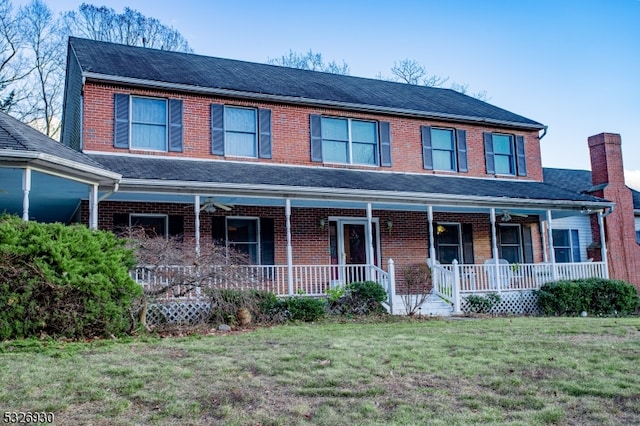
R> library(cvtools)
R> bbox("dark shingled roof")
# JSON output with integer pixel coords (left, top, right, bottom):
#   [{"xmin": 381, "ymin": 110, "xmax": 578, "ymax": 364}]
[
  {"xmin": 543, "ymin": 167, "xmax": 640, "ymax": 210},
  {"xmin": 69, "ymin": 37, "xmax": 544, "ymax": 130},
  {"xmin": 0, "ymin": 111, "xmax": 108, "ymax": 170},
  {"xmin": 90, "ymin": 154, "xmax": 607, "ymax": 205}
]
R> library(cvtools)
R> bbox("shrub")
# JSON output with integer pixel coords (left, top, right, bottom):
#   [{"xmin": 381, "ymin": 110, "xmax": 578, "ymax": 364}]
[
  {"xmin": 536, "ymin": 278, "xmax": 639, "ymax": 316},
  {"xmin": 328, "ymin": 281, "xmax": 387, "ymax": 316},
  {"xmin": 0, "ymin": 215, "xmax": 141, "ymax": 339},
  {"xmin": 400, "ymin": 263, "xmax": 433, "ymax": 315},
  {"xmin": 261, "ymin": 296, "xmax": 327, "ymax": 322},
  {"xmin": 207, "ymin": 289, "xmax": 279, "ymax": 325},
  {"xmin": 464, "ymin": 293, "xmax": 501, "ymax": 314}
]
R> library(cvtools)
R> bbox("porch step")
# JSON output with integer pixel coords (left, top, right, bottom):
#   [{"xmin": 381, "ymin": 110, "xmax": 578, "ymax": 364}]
[{"xmin": 388, "ymin": 293, "xmax": 453, "ymax": 316}]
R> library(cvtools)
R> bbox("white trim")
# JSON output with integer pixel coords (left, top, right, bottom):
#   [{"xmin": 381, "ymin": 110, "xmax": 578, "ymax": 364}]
[{"xmin": 129, "ymin": 95, "xmax": 169, "ymax": 152}]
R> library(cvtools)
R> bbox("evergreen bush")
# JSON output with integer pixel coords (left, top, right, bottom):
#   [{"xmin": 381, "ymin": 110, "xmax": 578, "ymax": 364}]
[
  {"xmin": 0, "ymin": 215, "xmax": 141, "ymax": 339},
  {"xmin": 536, "ymin": 278, "xmax": 639, "ymax": 316}
]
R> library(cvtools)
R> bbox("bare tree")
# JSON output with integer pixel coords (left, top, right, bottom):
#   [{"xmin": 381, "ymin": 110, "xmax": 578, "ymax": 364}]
[
  {"xmin": 268, "ymin": 49, "xmax": 350, "ymax": 75},
  {"xmin": 389, "ymin": 58, "xmax": 449, "ymax": 87},
  {"xmin": 18, "ymin": 0, "xmax": 65, "ymax": 137},
  {"xmin": 62, "ymin": 3, "xmax": 192, "ymax": 52},
  {"xmin": 127, "ymin": 229, "xmax": 254, "ymax": 329},
  {"xmin": 0, "ymin": 0, "xmax": 29, "ymax": 112}
]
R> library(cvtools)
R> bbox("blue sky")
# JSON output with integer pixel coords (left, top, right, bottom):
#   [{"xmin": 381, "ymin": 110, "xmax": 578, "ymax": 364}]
[{"xmin": 40, "ymin": 0, "xmax": 640, "ymax": 188}]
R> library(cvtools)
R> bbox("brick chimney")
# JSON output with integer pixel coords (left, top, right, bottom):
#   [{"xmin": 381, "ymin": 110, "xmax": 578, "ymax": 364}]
[{"xmin": 588, "ymin": 133, "xmax": 640, "ymax": 288}]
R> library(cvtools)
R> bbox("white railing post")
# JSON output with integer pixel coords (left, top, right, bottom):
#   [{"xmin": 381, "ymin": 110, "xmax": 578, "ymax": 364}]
[
  {"xmin": 452, "ymin": 259, "xmax": 461, "ymax": 314},
  {"xmin": 387, "ymin": 258, "xmax": 395, "ymax": 314},
  {"xmin": 22, "ymin": 168, "xmax": 31, "ymax": 221}
]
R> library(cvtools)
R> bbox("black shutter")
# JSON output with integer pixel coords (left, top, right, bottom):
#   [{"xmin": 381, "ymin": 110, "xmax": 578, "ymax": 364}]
[
  {"xmin": 310, "ymin": 114, "xmax": 322, "ymax": 162},
  {"xmin": 114, "ymin": 94, "xmax": 130, "ymax": 149},
  {"xmin": 168, "ymin": 99, "xmax": 183, "ymax": 152},
  {"xmin": 168, "ymin": 215, "xmax": 184, "ymax": 240},
  {"xmin": 456, "ymin": 129, "xmax": 468, "ymax": 172},
  {"xmin": 462, "ymin": 223, "xmax": 474, "ymax": 264},
  {"xmin": 421, "ymin": 126, "xmax": 433, "ymax": 170},
  {"xmin": 379, "ymin": 121, "xmax": 392, "ymax": 167},
  {"xmin": 515, "ymin": 135, "xmax": 527, "ymax": 176},
  {"xmin": 522, "ymin": 224, "xmax": 534, "ymax": 263},
  {"xmin": 260, "ymin": 218, "xmax": 275, "ymax": 265},
  {"xmin": 484, "ymin": 132, "xmax": 495, "ymax": 174},
  {"xmin": 258, "ymin": 108, "xmax": 272, "ymax": 159},
  {"xmin": 211, "ymin": 104, "xmax": 225, "ymax": 155},
  {"xmin": 211, "ymin": 216, "xmax": 226, "ymax": 244}
]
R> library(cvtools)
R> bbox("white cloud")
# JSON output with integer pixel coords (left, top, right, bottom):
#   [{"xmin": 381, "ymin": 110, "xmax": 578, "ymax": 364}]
[{"xmin": 625, "ymin": 169, "xmax": 640, "ymax": 191}]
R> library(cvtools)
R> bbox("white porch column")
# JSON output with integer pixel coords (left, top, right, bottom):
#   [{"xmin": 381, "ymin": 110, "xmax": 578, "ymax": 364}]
[
  {"xmin": 366, "ymin": 203, "xmax": 374, "ymax": 276},
  {"xmin": 598, "ymin": 211, "xmax": 609, "ymax": 279},
  {"xmin": 490, "ymin": 208, "xmax": 500, "ymax": 291},
  {"xmin": 194, "ymin": 195, "xmax": 201, "ymax": 255},
  {"xmin": 89, "ymin": 183, "xmax": 98, "ymax": 230},
  {"xmin": 285, "ymin": 198, "xmax": 294, "ymax": 295},
  {"xmin": 427, "ymin": 205, "xmax": 436, "ymax": 263},
  {"xmin": 540, "ymin": 219, "xmax": 549, "ymax": 263},
  {"xmin": 22, "ymin": 168, "xmax": 31, "ymax": 221},
  {"xmin": 546, "ymin": 209, "xmax": 558, "ymax": 280}
]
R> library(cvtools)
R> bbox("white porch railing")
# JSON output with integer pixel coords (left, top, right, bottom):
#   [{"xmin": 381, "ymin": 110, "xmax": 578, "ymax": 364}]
[{"xmin": 131, "ymin": 261, "xmax": 395, "ymax": 310}]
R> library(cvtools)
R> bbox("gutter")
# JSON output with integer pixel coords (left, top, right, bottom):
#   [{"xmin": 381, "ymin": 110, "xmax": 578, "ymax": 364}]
[{"xmin": 82, "ymin": 72, "xmax": 546, "ymax": 131}]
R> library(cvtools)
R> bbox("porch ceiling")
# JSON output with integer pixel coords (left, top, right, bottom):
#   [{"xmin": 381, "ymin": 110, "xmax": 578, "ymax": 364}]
[{"xmin": 0, "ymin": 167, "xmax": 90, "ymax": 223}]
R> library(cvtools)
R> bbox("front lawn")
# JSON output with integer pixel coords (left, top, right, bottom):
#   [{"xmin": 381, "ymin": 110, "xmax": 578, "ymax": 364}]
[{"xmin": 1, "ymin": 317, "xmax": 639, "ymax": 425}]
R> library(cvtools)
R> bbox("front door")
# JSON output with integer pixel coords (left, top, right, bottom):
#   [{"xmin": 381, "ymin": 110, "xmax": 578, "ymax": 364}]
[{"xmin": 330, "ymin": 219, "xmax": 379, "ymax": 284}]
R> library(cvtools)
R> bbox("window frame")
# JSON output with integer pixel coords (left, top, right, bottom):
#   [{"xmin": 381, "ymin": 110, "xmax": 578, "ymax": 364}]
[
  {"xmin": 435, "ymin": 222, "xmax": 463, "ymax": 264},
  {"xmin": 552, "ymin": 229, "xmax": 581, "ymax": 263},
  {"xmin": 431, "ymin": 127, "xmax": 457, "ymax": 171},
  {"xmin": 320, "ymin": 116, "xmax": 379, "ymax": 166},
  {"xmin": 492, "ymin": 133, "xmax": 515, "ymax": 175},
  {"xmin": 130, "ymin": 95, "xmax": 168, "ymax": 152},
  {"xmin": 498, "ymin": 224, "xmax": 523, "ymax": 263},
  {"xmin": 224, "ymin": 105, "xmax": 259, "ymax": 158},
  {"xmin": 129, "ymin": 213, "xmax": 169, "ymax": 239},
  {"xmin": 225, "ymin": 216, "xmax": 261, "ymax": 264}
]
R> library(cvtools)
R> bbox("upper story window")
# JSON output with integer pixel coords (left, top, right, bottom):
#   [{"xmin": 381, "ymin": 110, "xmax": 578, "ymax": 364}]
[
  {"xmin": 113, "ymin": 94, "xmax": 183, "ymax": 152},
  {"xmin": 131, "ymin": 97, "xmax": 167, "ymax": 150},
  {"xmin": 211, "ymin": 104, "xmax": 272, "ymax": 159},
  {"xmin": 421, "ymin": 126, "xmax": 468, "ymax": 172},
  {"xmin": 484, "ymin": 132, "xmax": 527, "ymax": 176},
  {"xmin": 310, "ymin": 115, "xmax": 392, "ymax": 167}
]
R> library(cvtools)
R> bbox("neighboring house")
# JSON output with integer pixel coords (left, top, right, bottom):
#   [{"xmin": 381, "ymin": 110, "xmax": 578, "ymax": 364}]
[{"xmin": 2, "ymin": 37, "xmax": 638, "ymax": 314}]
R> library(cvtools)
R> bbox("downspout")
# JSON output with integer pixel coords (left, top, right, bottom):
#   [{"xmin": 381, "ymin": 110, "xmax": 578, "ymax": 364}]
[{"xmin": 539, "ymin": 126, "xmax": 548, "ymax": 140}]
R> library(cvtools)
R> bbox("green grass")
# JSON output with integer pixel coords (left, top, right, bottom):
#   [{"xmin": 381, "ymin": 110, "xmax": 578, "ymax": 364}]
[{"xmin": 1, "ymin": 317, "xmax": 639, "ymax": 425}]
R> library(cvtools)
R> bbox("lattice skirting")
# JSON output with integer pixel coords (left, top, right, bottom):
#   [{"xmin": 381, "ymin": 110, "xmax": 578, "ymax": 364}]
[
  {"xmin": 145, "ymin": 301, "xmax": 212, "ymax": 325},
  {"xmin": 460, "ymin": 290, "xmax": 540, "ymax": 315}
]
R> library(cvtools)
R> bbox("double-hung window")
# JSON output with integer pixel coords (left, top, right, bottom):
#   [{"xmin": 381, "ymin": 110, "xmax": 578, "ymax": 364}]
[
  {"xmin": 226, "ymin": 218, "xmax": 260, "ymax": 264},
  {"xmin": 211, "ymin": 104, "xmax": 272, "ymax": 158},
  {"xmin": 322, "ymin": 117, "xmax": 378, "ymax": 165},
  {"xmin": 130, "ymin": 214, "xmax": 168, "ymax": 238},
  {"xmin": 310, "ymin": 115, "xmax": 392, "ymax": 166},
  {"xmin": 484, "ymin": 132, "xmax": 527, "ymax": 176},
  {"xmin": 421, "ymin": 126, "xmax": 468, "ymax": 172},
  {"xmin": 498, "ymin": 224, "xmax": 522, "ymax": 263},
  {"xmin": 552, "ymin": 229, "xmax": 581, "ymax": 263},
  {"xmin": 113, "ymin": 94, "xmax": 183, "ymax": 152},
  {"xmin": 435, "ymin": 223, "xmax": 462, "ymax": 264}
]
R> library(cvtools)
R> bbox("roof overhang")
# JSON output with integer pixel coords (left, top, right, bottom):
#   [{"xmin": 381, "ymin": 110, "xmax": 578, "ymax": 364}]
[
  {"xmin": 0, "ymin": 149, "xmax": 121, "ymax": 186},
  {"xmin": 115, "ymin": 177, "xmax": 613, "ymax": 213},
  {"xmin": 82, "ymin": 72, "xmax": 546, "ymax": 132}
]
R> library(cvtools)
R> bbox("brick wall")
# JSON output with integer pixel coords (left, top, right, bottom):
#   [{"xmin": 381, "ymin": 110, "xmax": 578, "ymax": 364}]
[
  {"xmin": 81, "ymin": 83, "xmax": 543, "ymax": 181},
  {"xmin": 588, "ymin": 133, "xmax": 640, "ymax": 288},
  {"xmin": 83, "ymin": 201, "xmax": 544, "ymax": 272}
]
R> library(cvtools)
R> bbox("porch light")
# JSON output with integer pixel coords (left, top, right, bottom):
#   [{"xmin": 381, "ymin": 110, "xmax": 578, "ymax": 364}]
[
  {"xmin": 318, "ymin": 218, "xmax": 326, "ymax": 230},
  {"xmin": 386, "ymin": 219, "xmax": 393, "ymax": 233}
]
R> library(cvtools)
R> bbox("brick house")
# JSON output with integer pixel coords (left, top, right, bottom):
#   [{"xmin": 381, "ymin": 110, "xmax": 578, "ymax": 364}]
[{"xmin": 2, "ymin": 37, "xmax": 638, "ymax": 314}]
